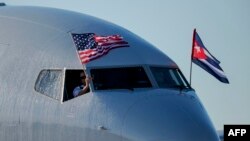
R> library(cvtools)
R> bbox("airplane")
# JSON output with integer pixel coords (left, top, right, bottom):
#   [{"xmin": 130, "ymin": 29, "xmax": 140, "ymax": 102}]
[
  {"xmin": 217, "ymin": 130, "xmax": 224, "ymax": 141},
  {"xmin": 0, "ymin": 3, "xmax": 220, "ymax": 141}
]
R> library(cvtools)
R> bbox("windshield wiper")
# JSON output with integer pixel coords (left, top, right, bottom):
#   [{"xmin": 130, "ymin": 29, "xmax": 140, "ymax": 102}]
[
  {"xmin": 120, "ymin": 86, "xmax": 134, "ymax": 91},
  {"xmin": 125, "ymin": 87, "xmax": 134, "ymax": 91},
  {"xmin": 168, "ymin": 84, "xmax": 189, "ymax": 93}
]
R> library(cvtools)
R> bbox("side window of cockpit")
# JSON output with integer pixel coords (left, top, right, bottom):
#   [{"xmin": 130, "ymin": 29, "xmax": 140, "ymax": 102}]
[
  {"xmin": 35, "ymin": 70, "xmax": 63, "ymax": 100},
  {"xmin": 90, "ymin": 67, "xmax": 152, "ymax": 90},
  {"xmin": 150, "ymin": 67, "xmax": 190, "ymax": 89},
  {"xmin": 63, "ymin": 70, "xmax": 90, "ymax": 102}
]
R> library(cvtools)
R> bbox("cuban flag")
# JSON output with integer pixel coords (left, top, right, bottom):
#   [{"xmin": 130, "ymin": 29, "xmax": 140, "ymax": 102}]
[{"xmin": 192, "ymin": 29, "xmax": 229, "ymax": 83}]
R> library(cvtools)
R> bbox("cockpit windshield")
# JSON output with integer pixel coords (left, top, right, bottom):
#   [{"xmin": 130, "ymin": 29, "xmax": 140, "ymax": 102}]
[
  {"xmin": 150, "ymin": 67, "xmax": 191, "ymax": 89},
  {"xmin": 91, "ymin": 67, "xmax": 152, "ymax": 90}
]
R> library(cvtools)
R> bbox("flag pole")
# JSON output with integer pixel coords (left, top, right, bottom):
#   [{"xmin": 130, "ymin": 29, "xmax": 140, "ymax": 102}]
[
  {"xmin": 70, "ymin": 32, "xmax": 87, "ymax": 71},
  {"xmin": 189, "ymin": 28, "xmax": 196, "ymax": 86}
]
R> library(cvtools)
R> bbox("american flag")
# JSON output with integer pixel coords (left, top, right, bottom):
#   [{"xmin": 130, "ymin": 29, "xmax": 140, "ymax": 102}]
[{"xmin": 71, "ymin": 33, "xmax": 129, "ymax": 64}]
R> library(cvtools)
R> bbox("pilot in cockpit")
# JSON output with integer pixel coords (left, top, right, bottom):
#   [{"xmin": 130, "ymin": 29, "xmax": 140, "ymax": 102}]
[{"xmin": 72, "ymin": 71, "xmax": 91, "ymax": 97}]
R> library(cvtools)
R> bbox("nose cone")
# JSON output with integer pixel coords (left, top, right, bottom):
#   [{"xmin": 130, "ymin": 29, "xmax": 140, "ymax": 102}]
[{"xmin": 122, "ymin": 93, "xmax": 219, "ymax": 141}]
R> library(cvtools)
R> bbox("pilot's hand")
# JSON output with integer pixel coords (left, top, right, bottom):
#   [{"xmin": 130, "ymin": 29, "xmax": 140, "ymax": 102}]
[{"xmin": 85, "ymin": 76, "xmax": 91, "ymax": 85}]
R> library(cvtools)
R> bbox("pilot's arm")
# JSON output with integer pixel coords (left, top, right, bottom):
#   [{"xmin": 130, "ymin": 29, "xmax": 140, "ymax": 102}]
[{"xmin": 77, "ymin": 77, "xmax": 90, "ymax": 96}]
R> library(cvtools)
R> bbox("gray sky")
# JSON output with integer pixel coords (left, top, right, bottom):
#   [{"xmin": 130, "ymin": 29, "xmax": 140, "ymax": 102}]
[{"xmin": 4, "ymin": 0, "xmax": 250, "ymax": 130}]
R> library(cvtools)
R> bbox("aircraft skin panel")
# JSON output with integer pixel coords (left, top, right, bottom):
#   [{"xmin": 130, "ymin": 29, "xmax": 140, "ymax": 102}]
[
  {"xmin": 0, "ymin": 5, "xmax": 219, "ymax": 141},
  {"xmin": 0, "ymin": 89, "xmax": 219, "ymax": 141},
  {"xmin": 0, "ymin": 6, "xmax": 176, "ymax": 68}
]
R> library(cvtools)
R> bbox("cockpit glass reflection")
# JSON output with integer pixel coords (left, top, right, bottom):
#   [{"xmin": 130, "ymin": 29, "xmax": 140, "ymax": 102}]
[
  {"xmin": 35, "ymin": 70, "xmax": 63, "ymax": 100},
  {"xmin": 91, "ymin": 67, "xmax": 152, "ymax": 90},
  {"xmin": 150, "ymin": 67, "xmax": 190, "ymax": 89}
]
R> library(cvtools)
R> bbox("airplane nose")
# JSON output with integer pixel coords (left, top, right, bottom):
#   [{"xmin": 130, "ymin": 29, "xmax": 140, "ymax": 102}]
[{"xmin": 122, "ymin": 93, "xmax": 219, "ymax": 141}]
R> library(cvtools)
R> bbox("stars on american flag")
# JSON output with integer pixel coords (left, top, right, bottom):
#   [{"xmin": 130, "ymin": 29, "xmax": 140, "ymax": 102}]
[{"xmin": 72, "ymin": 33, "xmax": 96, "ymax": 50}]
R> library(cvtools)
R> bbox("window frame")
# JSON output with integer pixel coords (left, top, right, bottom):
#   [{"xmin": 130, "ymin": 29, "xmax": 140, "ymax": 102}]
[{"xmin": 62, "ymin": 69, "xmax": 92, "ymax": 102}]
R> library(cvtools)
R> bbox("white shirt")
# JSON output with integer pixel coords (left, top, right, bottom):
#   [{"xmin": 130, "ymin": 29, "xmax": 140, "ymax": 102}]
[{"xmin": 73, "ymin": 85, "xmax": 84, "ymax": 97}]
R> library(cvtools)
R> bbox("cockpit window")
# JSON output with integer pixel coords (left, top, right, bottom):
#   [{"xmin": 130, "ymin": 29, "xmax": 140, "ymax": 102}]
[
  {"xmin": 63, "ymin": 70, "xmax": 90, "ymax": 101},
  {"xmin": 35, "ymin": 70, "xmax": 63, "ymax": 100},
  {"xmin": 35, "ymin": 69, "xmax": 91, "ymax": 102},
  {"xmin": 91, "ymin": 67, "xmax": 152, "ymax": 90},
  {"xmin": 150, "ymin": 67, "xmax": 190, "ymax": 89}
]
